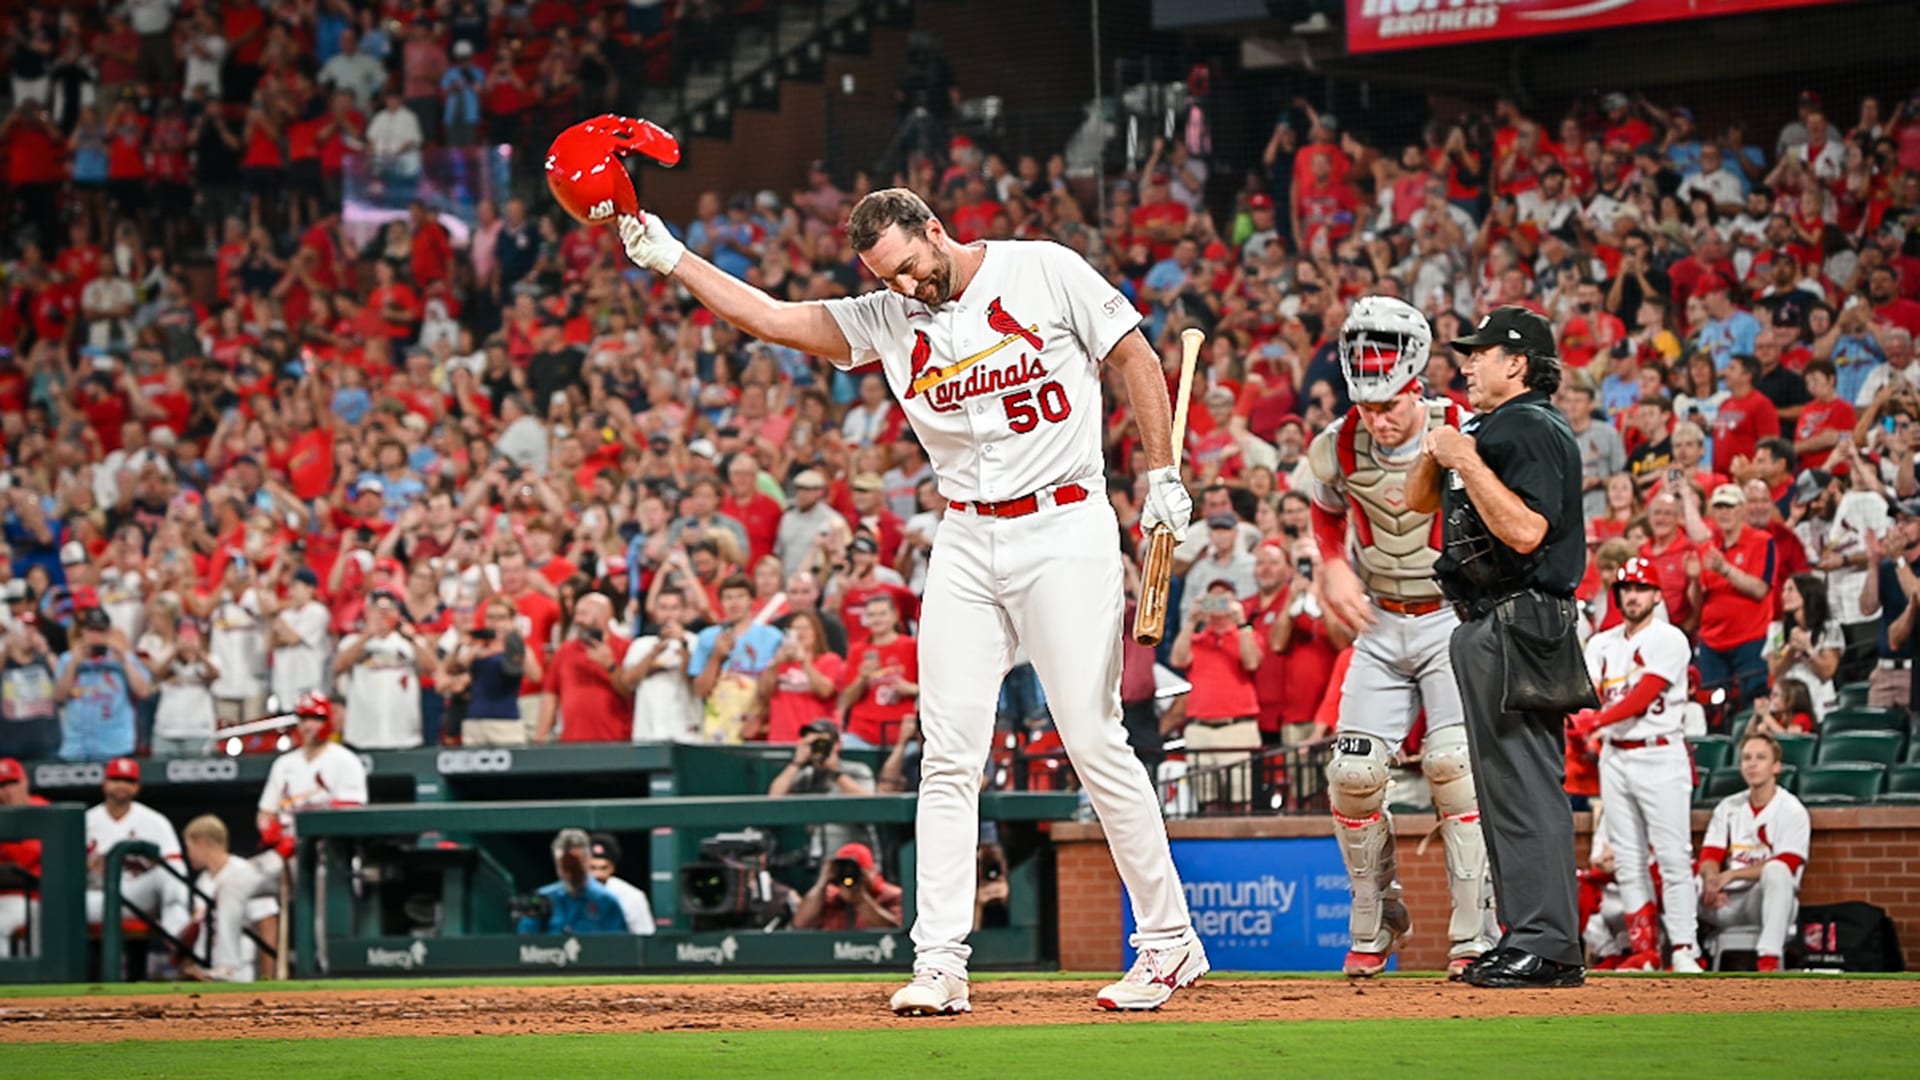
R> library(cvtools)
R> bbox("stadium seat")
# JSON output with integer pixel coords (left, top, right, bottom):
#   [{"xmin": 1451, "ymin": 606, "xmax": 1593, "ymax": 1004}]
[
  {"xmin": 1688, "ymin": 735, "xmax": 1734, "ymax": 773},
  {"xmin": 1795, "ymin": 763, "xmax": 1886, "ymax": 805},
  {"xmin": 1881, "ymin": 764, "xmax": 1920, "ymax": 804},
  {"xmin": 1816, "ymin": 731, "xmax": 1906, "ymax": 766},
  {"xmin": 1775, "ymin": 732, "xmax": 1818, "ymax": 773},
  {"xmin": 1779, "ymin": 764, "xmax": 1798, "ymax": 793},
  {"xmin": 1819, "ymin": 708, "xmax": 1906, "ymax": 736},
  {"xmin": 1698, "ymin": 768, "xmax": 1748, "ymax": 805},
  {"xmin": 1907, "ymin": 738, "xmax": 1920, "ymax": 764},
  {"xmin": 1834, "ymin": 682, "xmax": 1872, "ymax": 710}
]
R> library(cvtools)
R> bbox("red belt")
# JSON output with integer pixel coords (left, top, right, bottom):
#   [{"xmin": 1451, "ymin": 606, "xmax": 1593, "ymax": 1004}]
[
  {"xmin": 1376, "ymin": 596, "xmax": 1445, "ymax": 616},
  {"xmin": 1608, "ymin": 735, "xmax": 1676, "ymax": 750},
  {"xmin": 949, "ymin": 483, "xmax": 1088, "ymax": 519}
]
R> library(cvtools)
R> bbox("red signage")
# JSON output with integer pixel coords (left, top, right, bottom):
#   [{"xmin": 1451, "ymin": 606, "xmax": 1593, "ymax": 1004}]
[{"xmin": 1346, "ymin": 0, "xmax": 1843, "ymax": 54}]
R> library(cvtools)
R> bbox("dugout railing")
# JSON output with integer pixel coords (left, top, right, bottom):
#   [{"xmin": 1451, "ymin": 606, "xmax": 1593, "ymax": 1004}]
[
  {"xmin": 98, "ymin": 840, "xmax": 277, "ymax": 983},
  {"xmin": 1005, "ymin": 738, "xmax": 1339, "ymax": 819}
]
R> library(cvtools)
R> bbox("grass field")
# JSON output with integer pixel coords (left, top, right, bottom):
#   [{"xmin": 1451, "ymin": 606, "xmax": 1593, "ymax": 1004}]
[{"xmin": 4, "ymin": 1009, "xmax": 1918, "ymax": 1078}]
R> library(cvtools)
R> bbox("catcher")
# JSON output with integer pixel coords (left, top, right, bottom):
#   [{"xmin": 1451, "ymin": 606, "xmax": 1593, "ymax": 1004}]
[{"xmin": 1308, "ymin": 297, "xmax": 1497, "ymax": 978}]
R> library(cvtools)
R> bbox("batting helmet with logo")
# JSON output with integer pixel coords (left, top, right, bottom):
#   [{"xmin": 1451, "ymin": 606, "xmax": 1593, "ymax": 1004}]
[{"xmin": 544, "ymin": 115, "xmax": 682, "ymax": 226}]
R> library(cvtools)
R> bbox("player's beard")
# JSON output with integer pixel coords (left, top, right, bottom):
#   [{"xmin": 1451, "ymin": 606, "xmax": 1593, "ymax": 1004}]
[{"xmin": 920, "ymin": 248, "xmax": 957, "ymax": 307}]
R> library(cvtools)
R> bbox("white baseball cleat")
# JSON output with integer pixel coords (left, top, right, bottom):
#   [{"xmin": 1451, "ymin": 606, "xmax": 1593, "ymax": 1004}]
[
  {"xmin": 1670, "ymin": 946, "xmax": 1704, "ymax": 974},
  {"xmin": 1096, "ymin": 938, "xmax": 1210, "ymax": 1011},
  {"xmin": 890, "ymin": 970, "xmax": 971, "ymax": 1016}
]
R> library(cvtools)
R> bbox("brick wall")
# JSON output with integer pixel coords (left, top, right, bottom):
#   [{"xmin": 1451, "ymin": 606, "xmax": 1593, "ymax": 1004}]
[{"xmin": 1052, "ymin": 806, "xmax": 1920, "ymax": 972}]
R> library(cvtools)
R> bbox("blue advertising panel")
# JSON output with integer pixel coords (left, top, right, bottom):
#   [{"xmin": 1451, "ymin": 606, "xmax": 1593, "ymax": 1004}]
[{"xmin": 1122, "ymin": 836, "xmax": 1370, "ymax": 973}]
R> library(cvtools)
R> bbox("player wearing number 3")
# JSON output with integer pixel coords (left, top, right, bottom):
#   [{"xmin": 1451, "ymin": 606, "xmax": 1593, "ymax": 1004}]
[
  {"xmin": 618, "ymin": 190, "xmax": 1205, "ymax": 1014},
  {"xmin": 1570, "ymin": 558, "xmax": 1703, "ymax": 972},
  {"xmin": 1308, "ymin": 297, "xmax": 1496, "ymax": 979}
]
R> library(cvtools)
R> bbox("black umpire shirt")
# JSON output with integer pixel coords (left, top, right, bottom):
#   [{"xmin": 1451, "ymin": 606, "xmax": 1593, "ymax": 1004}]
[{"xmin": 1440, "ymin": 390, "xmax": 1586, "ymax": 598}]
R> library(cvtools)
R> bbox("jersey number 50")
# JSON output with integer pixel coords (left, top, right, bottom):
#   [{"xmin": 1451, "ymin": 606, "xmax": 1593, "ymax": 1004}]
[{"xmin": 1004, "ymin": 380, "xmax": 1072, "ymax": 433}]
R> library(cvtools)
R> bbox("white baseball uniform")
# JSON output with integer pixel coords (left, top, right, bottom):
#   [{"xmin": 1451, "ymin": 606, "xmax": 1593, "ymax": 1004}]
[
  {"xmin": 1699, "ymin": 785, "xmax": 1810, "ymax": 958},
  {"xmin": 338, "ymin": 631, "xmax": 422, "ymax": 749},
  {"xmin": 192, "ymin": 854, "xmax": 278, "ymax": 981},
  {"xmin": 258, "ymin": 743, "xmax": 370, "ymax": 834},
  {"xmin": 823, "ymin": 239, "xmax": 1194, "ymax": 976},
  {"xmin": 1585, "ymin": 618, "xmax": 1699, "ymax": 952},
  {"xmin": 84, "ymin": 801, "xmax": 190, "ymax": 935},
  {"xmin": 1308, "ymin": 402, "xmax": 1494, "ymax": 961}
]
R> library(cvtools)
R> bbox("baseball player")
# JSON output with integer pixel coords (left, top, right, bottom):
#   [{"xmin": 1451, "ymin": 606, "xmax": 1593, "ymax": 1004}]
[
  {"xmin": 1698, "ymin": 730, "xmax": 1810, "ymax": 971},
  {"xmin": 1308, "ymin": 296, "xmax": 1495, "ymax": 978},
  {"xmin": 256, "ymin": 694, "xmax": 368, "ymax": 880},
  {"xmin": 83, "ymin": 758, "xmax": 191, "ymax": 941},
  {"xmin": 618, "ymin": 188, "xmax": 1204, "ymax": 1013},
  {"xmin": 181, "ymin": 814, "xmax": 279, "ymax": 982},
  {"xmin": 1569, "ymin": 558, "xmax": 1703, "ymax": 972}
]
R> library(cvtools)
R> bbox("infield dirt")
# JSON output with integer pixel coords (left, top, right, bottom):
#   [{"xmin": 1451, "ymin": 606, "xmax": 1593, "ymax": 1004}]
[{"xmin": 3, "ymin": 976, "xmax": 1917, "ymax": 1043}]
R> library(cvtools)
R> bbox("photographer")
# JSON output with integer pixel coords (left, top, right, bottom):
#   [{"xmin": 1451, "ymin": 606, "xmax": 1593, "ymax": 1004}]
[
  {"xmin": 792, "ymin": 841, "xmax": 903, "ymax": 931},
  {"xmin": 54, "ymin": 605, "xmax": 151, "ymax": 761},
  {"xmin": 438, "ymin": 598, "xmax": 530, "ymax": 747},
  {"xmin": 533, "ymin": 594, "xmax": 631, "ymax": 744},
  {"xmin": 619, "ymin": 587, "xmax": 701, "ymax": 744},
  {"xmin": 768, "ymin": 718, "xmax": 876, "ymax": 859},
  {"xmin": 516, "ymin": 828, "xmax": 626, "ymax": 936},
  {"xmin": 1170, "ymin": 580, "xmax": 1263, "ymax": 807}
]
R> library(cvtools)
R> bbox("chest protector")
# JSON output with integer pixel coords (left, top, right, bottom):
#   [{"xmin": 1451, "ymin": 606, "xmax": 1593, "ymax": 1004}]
[{"xmin": 1310, "ymin": 400, "xmax": 1461, "ymax": 602}]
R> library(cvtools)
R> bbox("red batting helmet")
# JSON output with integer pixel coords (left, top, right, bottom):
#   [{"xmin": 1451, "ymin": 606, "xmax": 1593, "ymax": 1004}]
[
  {"xmin": 294, "ymin": 692, "xmax": 336, "ymax": 743},
  {"xmin": 545, "ymin": 114, "xmax": 681, "ymax": 226},
  {"xmin": 1613, "ymin": 557, "xmax": 1661, "ymax": 595}
]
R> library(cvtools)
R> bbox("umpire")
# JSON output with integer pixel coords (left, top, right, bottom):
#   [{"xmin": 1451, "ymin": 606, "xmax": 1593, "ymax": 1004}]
[{"xmin": 1408, "ymin": 306, "xmax": 1594, "ymax": 989}]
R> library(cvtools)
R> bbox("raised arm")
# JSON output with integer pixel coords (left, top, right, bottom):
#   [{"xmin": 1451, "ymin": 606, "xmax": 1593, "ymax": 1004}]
[{"xmin": 619, "ymin": 215, "xmax": 853, "ymax": 361}]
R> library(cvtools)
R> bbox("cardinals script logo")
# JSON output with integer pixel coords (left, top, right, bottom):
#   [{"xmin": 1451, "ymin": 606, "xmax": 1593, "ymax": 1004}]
[{"xmin": 907, "ymin": 298, "xmax": 1049, "ymax": 412}]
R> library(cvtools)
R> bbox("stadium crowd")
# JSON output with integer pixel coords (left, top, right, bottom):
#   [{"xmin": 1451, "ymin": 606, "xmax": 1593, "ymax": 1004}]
[{"xmin": 0, "ymin": 6, "xmax": 1916, "ymax": 785}]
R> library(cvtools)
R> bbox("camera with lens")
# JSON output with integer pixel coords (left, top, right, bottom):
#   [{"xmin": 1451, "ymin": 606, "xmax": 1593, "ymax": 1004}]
[
  {"xmin": 830, "ymin": 856, "xmax": 863, "ymax": 891},
  {"xmin": 678, "ymin": 828, "xmax": 790, "ymax": 930},
  {"xmin": 1296, "ymin": 557, "xmax": 1314, "ymax": 581},
  {"xmin": 509, "ymin": 892, "xmax": 553, "ymax": 926}
]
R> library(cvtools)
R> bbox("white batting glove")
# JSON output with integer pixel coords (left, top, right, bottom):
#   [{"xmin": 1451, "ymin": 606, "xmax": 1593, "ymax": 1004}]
[
  {"xmin": 1139, "ymin": 466, "xmax": 1192, "ymax": 542},
  {"xmin": 617, "ymin": 212, "xmax": 685, "ymax": 275}
]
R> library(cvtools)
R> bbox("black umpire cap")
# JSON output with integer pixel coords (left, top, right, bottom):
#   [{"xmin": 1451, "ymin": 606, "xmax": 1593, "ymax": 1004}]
[{"xmin": 1450, "ymin": 306, "xmax": 1557, "ymax": 359}]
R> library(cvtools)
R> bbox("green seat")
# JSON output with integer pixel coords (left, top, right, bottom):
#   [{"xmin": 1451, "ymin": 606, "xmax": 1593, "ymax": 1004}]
[
  {"xmin": 1881, "ymin": 764, "xmax": 1920, "ymax": 803},
  {"xmin": 1796, "ymin": 763, "xmax": 1885, "ymax": 805},
  {"xmin": 1689, "ymin": 735, "xmax": 1734, "ymax": 774},
  {"xmin": 1907, "ymin": 738, "xmax": 1920, "ymax": 764},
  {"xmin": 1816, "ymin": 730, "xmax": 1906, "ymax": 766},
  {"xmin": 1776, "ymin": 732, "xmax": 1818, "ymax": 772},
  {"xmin": 1698, "ymin": 768, "xmax": 1748, "ymax": 805},
  {"xmin": 1820, "ymin": 708, "xmax": 1907, "ymax": 736},
  {"xmin": 1835, "ymin": 682, "xmax": 1873, "ymax": 709},
  {"xmin": 1779, "ymin": 764, "xmax": 1799, "ymax": 793}
]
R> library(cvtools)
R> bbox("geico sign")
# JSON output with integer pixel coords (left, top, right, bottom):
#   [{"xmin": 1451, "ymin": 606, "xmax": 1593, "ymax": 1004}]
[
  {"xmin": 34, "ymin": 763, "xmax": 104, "ymax": 788},
  {"xmin": 436, "ymin": 749, "xmax": 514, "ymax": 774},
  {"xmin": 166, "ymin": 758, "xmax": 239, "ymax": 783}
]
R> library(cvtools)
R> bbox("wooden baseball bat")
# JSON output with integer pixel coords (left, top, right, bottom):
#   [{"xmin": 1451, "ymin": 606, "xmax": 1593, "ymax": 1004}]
[{"xmin": 1132, "ymin": 327, "xmax": 1205, "ymax": 646}]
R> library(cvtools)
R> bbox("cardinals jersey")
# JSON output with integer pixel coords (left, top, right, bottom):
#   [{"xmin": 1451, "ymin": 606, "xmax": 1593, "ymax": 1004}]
[
  {"xmin": 1702, "ymin": 787, "xmax": 1811, "ymax": 889},
  {"xmin": 339, "ymin": 631, "xmax": 422, "ymax": 749},
  {"xmin": 84, "ymin": 801, "xmax": 183, "ymax": 880},
  {"xmin": 823, "ymin": 240, "xmax": 1140, "ymax": 504},
  {"xmin": 258, "ymin": 742, "xmax": 369, "ymax": 833},
  {"xmin": 1583, "ymin": 620, "xmax": 1690, "ymax": 741}
]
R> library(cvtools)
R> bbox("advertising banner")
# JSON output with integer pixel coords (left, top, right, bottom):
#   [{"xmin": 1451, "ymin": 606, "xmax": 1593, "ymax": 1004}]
[
  {"xmin": 1346, "ymin": 0, "xmax": 1843, "ymax": 54},
  {"xmin": 1122, "ymin": 837, "xmax": 1360, "ymax": 972}
]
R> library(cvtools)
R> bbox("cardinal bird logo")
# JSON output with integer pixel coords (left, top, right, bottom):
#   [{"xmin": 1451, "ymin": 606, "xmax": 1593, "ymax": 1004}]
[
  {"xmin": 986, "ymin": 298, "xmax": 1044, "ymax": 351},
  {"xmin": 905, "ymin": 331, "xmax": 933, "ymax": 398},
  {"xmin": 906, "ymin": 297, "xmax": 1046, "ymax": 398}
]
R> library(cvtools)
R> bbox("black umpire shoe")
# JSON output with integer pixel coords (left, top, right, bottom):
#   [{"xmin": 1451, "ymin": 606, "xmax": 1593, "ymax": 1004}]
[
  {"xmin": 1453, "ymin": 947, "xmax": 1515, "ymax": 983},
  {"xmin": 1462, "ymin": 950, "xmax": 1585, "ymax": 988}
]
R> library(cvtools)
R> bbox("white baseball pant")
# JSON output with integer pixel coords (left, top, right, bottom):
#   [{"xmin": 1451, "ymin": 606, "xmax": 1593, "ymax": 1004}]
[
  {"xmin": 1598, "ymin": 742, "xmax": 1699, "ymax": 949},
  {"xmin": 1699, "ymin": 862, "xmax": 1800, "ymax": 959},
  {"xmin": 86, "ymin": 870, "xmax": 193, "ymax": 937},
  {"xmin": 910, "ymin": 496, "xmax": 1192, "ymax": 976},
  {"xmin": 0, "ymin": 896, "xmax": 37, "ymax": 957}
]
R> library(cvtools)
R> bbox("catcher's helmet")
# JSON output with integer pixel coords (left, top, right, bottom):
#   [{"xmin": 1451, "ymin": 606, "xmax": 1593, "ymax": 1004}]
[
  {"xmin": 544, "ymin": 114, "xmax": 681, "ymax": 226},
  {"xmin": 1339, "ymin": 296, "xmax": 1432, "ymax": 403}
]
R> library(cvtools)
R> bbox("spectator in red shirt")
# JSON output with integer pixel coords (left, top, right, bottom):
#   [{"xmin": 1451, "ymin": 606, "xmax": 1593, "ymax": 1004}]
[
  {"xmin": 1868, "ymin": 264, "xmax": 1920, "ymax": 337},
  {"xmin": 844, "ymin": 474, "xmax": 904, "ymax": 567},
  {"xmin": 837, "ymin": 593, "xmax": 918, "ymax": 749},
  {"xmin": 409, "ymin": 201, "xmax": 453, "ymax": 289},
  {"xmin": 1794, "ymin": 359, "xmax": 1855, "ymax": 469},
  {"xmin": 793, "ymin": 841, "xmax": 903, "ymax": 931},
  {"xmin": 1130, "ymin": 171, "xmax": 1190, "ymax": 261},
  {"xmin": 1712, "ymin": 355, "xmax": 1780, "ymax": 475},
  {"xmin": 1559, "ymin": 279, "xmax": 1626, "ymax": 369},
  {"xmin": 1686, "ymin": 483, "xmax": 1776, "ymax": 710},
  {"xmin": 533, "ymin": 593, "xmax": 631, "ymax": 743},
  {"xmin": 1170, "ymin": 579, "xmax": 1263, "ymax": 808},
  {"xmin": 1638, "ymin": 491, "xmax": 1697, "ymax": 631},
  {"xmin": 1744, "ymin": 477, "xmax": 1808, "ymax": 618},
  {"xmin": 721, "ymin": 452, "xmax": 782, "ymax": 569},
  {"xmin": 1245, "ymin": 539, "xmax": 1347, "ymax": 747},
  {"xmin": 1292, "ymin": 151, "xmax": 1361, "ymax": 252}
]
